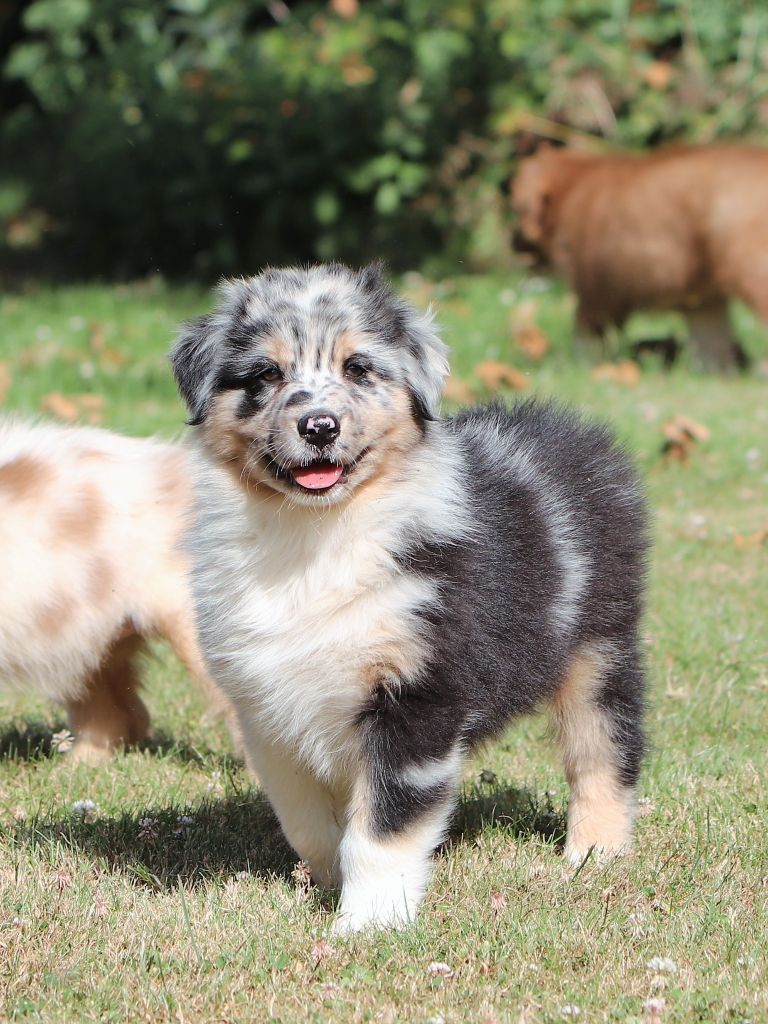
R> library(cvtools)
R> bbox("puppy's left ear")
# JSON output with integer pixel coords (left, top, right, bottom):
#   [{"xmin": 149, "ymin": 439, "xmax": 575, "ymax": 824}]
[
  {"xmin": 170, "ymin": 314, "xmax": 221, "ymax": 426},
  {"xmin": 358, "ymin": 261, "xmax": 449, "ymax": 420},
  {"xmin": 399, "ymin": 304, "xmax": 449, "ymax": 421}
]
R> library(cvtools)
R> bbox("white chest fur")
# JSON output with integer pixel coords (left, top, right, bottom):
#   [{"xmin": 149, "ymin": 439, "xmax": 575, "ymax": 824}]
[{"xmin": 186, "ymin": 438, "xmax": 470, "ymax": 783}]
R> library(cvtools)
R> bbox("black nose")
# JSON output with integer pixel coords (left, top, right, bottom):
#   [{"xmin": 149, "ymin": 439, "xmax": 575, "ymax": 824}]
[{"xmin": 297, "ymin": 410, "xmax": 340, "ymax": 446}]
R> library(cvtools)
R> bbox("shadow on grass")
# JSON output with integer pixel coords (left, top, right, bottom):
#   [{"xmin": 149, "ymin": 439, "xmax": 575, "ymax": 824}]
[
  {"xmin": 449, "ymin": 780, "xmax": 566, "ymax": 849},
  {"xmin": 13, "ymin": 780, "xmax": 565, "ymax": 895},
  {"xmin": 16, "ymin": 792, "xmax": 297, "ymax": 889},
  {"xmin": 0, "ymin": 718, "xmax": 235, "ymax": 767}
]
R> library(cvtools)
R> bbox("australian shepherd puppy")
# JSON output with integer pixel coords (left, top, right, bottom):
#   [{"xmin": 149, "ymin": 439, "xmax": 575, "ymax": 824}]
[
  {"xmin": 171, "ymin": 262, "xmax": 648, "ymax": 934},
  {"xmin": 0, "ymin": 419, "xmax": 211, "ymax": 764}
]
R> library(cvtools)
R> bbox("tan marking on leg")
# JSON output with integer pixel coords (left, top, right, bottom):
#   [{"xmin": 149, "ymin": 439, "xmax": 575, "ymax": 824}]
[
  {"xmin": 551, "ymin": 644, "xmax": 635, "ymax": 864},
  {"xmin": 0, "ymin": 455, "xmax": 52, "ymax": 500},
  {"xmin": 67, "ymin": 632, "xmax": 150, "ymax": 763},
  {"xmin": 53, "ymin": 484, "xmax": 105, "ymax": 544}
]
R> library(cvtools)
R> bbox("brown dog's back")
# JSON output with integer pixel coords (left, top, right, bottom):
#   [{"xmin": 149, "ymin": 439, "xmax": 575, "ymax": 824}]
[{"xmin": 512, "ymin": 144, "xmax": 768, "ymax": 361}]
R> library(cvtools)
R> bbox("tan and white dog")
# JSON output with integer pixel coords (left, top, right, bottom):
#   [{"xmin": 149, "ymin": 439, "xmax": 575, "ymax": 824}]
[{"xmin": 0, "ymin": 419, "xmax": 213, "ymax": 764}]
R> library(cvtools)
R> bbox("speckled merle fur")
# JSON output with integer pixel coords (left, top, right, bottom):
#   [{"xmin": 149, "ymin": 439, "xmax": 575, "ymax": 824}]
[
  {"xmin": 171, "ymin": 262, "xmax": 649, "ymax": 932},
  {"xmin": 365, "ymin": 401, "xmax": 647, "ymax": 834}
]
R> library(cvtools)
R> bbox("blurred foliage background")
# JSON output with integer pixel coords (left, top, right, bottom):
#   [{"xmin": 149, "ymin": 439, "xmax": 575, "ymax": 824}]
[{"xmin": 2, "ymin": 0, "xmax": 768, "ymax": 281}]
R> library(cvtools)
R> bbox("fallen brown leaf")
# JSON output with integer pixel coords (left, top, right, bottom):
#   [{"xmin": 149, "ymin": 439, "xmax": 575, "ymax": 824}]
[
  {"xmin": 590, "ymin": 360, "xmax": 640, "ymax": 386},
  {"xmin": 660, "ymin": 414, "xmax": 710, "ymax": 463},
  {"xmin": 443, "ymin": 375, "xmax": 476, "ymax": 404},
  {"xmin": 515, "ymin": 323, "xmax": 550, "ymax": 361},
  {"xmin": 41, "ymin": 392, "xmax": 105, "ymax": 424},
  {"xmin": 475, "ymin": 361, "xmax": 528, "ymax": 393},
  {"xmin": 733, "ymin": 528, "xmax": 768, "ymax": 549},
  {"xmin": 88, "ymin": 321, "xmax": 106, "ymax": 352},
  {"xmin": 0, "ymin": 362, "xmax": 10, "ymax": 404}
]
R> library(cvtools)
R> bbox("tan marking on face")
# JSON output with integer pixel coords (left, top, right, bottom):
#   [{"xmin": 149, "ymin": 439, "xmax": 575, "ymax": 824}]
[
  {"xmin": 0, "ymin": 455, "xmax": 52, "ymax": 500},
  {"xmin": 36, "ymin": 594, "xmax": 75, "ymax": 637},
  {"xmin": 260, "ymin": 334, "xmax": 293, "ymax": 367},
  {"xmin": 348, "ymin": 384, "xmax": 423, "ymax": 506},
  {"xmin": 203, "ymin": 391, "xmax": 287, "ymax": 499},
  {"xmin": 333, "ymin": 330, "xmax": 369, "ymax": 367},
  {"xmin": 52, "ymin": 483, "xmax": 105, "ymax": 545},
  {"xmin": 550, "ymin": 644, "xmax": 635, "ymax": 863}
]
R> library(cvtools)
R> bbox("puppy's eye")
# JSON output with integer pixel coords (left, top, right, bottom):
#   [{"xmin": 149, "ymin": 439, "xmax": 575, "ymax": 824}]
[
  {"xmin": 258, "ymin": 366, "xmax": 283, "ymax": 383},
  {"xmin": 344, "ymin": 361, "xmax": 369, "ymax": 381}
]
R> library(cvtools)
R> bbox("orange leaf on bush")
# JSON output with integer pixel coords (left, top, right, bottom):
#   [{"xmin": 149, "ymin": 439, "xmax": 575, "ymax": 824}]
[
  {"xmin": 475, "ymin": 361, "xmax": 528, "ymax": 393},
  {"xmin": 642, "ymin": 60, "xmax": 674, "ymax": 90}
]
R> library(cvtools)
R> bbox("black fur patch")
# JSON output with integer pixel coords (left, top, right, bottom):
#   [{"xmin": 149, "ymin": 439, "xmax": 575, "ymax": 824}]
[{"xmin": 364, "ymin": 400, "xmax": 648, "ymax": 832}]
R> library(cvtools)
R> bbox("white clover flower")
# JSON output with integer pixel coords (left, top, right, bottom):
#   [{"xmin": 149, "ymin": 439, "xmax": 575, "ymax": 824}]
[
  {"xmin": 646, "ymin": 957, "xmax": 677, "ymax": 974},
  {"xmin": 137, "ymin": 817, "xmax": 160, "ymax": 841},
  {"xmin": 52, "ymin": 730, "xmax": 75, "ymax": 753},
  {"xmin": 72, "ymin": 799, "xmax": 98, "ymax": 823},
  {"xmin": 561, "ymin": 1007, "xmax": 580, "ymax": 1018},
  {"xmin": 427, "ymin": 962, "xmax": 454, "ymax": 978}
]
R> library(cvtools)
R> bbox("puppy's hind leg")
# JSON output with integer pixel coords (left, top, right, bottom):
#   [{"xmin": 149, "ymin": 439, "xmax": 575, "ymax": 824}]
[
  {"xmin": 67, "ymin": 633, "xmax": 151, "ymax": 765},
  {"xmin": 550, "ymin": 639, "xmax": 645, "ymax": 866}
]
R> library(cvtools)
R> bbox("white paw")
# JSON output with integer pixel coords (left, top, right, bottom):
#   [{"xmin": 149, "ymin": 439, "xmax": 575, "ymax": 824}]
[
  {"xmin": 331, "ymin": 881, "xmax": 418, "ymax": 936},
  {"xmin": 564, "ymin": 841, "xmax": 629, "ymax": 868}
]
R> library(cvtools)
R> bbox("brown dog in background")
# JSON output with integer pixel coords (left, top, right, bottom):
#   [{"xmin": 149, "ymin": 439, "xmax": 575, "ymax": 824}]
[{"xmin": 511, "ymin": 143, "xmax": 768, "ymax": 371}]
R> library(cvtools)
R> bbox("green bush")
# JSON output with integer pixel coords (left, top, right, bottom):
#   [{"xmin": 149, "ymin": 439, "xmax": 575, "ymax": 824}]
[{"xmin": 3, "ymin": 0, "xmax": 768, "ymax": 279}]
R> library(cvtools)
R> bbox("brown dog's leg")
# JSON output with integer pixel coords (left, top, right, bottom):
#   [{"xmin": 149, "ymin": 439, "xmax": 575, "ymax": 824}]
[
  {"xmin": 67, "ymin": 634, "xmax": 150, "ymax": 765},
  {"xmin": 687, "ymin": 303, "xmax": 749, "ymax": 372}
]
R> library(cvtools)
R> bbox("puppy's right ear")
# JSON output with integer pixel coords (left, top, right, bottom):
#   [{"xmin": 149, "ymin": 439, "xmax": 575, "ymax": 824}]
[{"xmin": 170, "ymin": 314, "xmax": 220, "ymax": 426}]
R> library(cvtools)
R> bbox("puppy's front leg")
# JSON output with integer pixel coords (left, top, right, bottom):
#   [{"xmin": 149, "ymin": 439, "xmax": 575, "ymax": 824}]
[
  {"xmin": 240, "ymin": 726, "xmax": 343, "ymax": 887},
  {"xmin": 333, "ymin": 686, "xmax": 464, "ymax": 934}
]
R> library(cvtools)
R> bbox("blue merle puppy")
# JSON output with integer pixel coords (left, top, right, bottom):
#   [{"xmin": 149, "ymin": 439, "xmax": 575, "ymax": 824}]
[{"xmin": 170, "ymin": 262, "xmax": 648, "ymax": 934}]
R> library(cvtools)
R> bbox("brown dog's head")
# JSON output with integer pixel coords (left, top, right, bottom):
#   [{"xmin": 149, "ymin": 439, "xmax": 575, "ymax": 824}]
[
  {"xmin": 170, "ymin": 262, "xmax": 449, "ymax": 507},
  {"xmin": 511, "ymin": 145, "xmax": 588, "ymax": 262}
]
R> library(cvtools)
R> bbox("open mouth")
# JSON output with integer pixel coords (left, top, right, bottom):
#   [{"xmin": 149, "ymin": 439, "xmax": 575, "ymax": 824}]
[
  {"xmin": 263, "ymin": 449, "xmax": 369, "ymax": 495},
  {"xmin": 290, "ymin": 461, "xmax": 346, "ymax": 492}
]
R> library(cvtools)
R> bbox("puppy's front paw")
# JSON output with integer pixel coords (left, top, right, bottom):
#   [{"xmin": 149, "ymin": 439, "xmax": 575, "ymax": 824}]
[{"xmin": 331, "ymin": 879, "xmax": 417, "ymax": 936}]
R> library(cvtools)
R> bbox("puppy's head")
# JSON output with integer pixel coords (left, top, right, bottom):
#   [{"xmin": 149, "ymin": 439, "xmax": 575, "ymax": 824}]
[{"xmin": 170, "ymin": 262, "xmax": 448, "ymax": 506}]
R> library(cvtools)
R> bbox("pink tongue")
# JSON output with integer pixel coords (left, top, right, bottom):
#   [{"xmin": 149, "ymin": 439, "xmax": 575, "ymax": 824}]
[{"xmin": 292, "ymin": 463, "xmax": 344, "ymax": 490}]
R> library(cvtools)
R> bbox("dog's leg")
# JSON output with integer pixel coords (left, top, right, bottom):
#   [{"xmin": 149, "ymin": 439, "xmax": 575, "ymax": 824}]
[
  {"xmin": 67, "ymin": 634, "xmax": 150, "ymax": 765},
  {"xmin": 550, "ymin": 640, "xmax": 644, "ymax": 866},
  {"xmin": 239, "ymin": 731, "xmax": 343, "ymax": 887},
  {"xmin": 333, "ymin": 689, "xmax": 464, "ymax": 933},
  {"xmin": 686, "ymin": 303, "xmax": 749, "ymax": 372}
]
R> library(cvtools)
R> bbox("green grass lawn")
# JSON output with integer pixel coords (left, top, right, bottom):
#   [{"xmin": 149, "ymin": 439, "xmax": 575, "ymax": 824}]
[{"xmin": 0, "ymin": 274, "xmax": 766, "ymax": 1023}]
